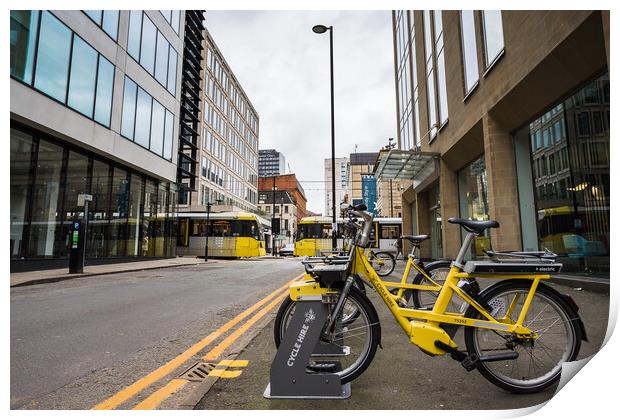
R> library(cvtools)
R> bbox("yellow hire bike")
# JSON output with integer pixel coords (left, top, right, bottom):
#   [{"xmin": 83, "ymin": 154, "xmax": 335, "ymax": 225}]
[{"xmin": 273, "ymin": 204, "xmax": 587, "ymax": 394}]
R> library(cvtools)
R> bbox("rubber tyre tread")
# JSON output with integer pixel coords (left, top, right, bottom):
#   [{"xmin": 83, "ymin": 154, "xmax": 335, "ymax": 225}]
[{"xmin": 463, "ymin": 279, "xmax": 582, "ymax": 394}]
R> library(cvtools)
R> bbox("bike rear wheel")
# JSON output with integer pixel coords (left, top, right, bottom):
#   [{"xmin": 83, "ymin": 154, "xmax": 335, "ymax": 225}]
[
  {"xmin": 408, "ymin": 260, "xmax": 456, "ymax": 309},
  {"xmin": 369, "ymin": 251, "xmax": 396, "ymax": 277},
  {"xmin": 273, "ymin": 286, "xmax": 381, "ymax": 384},
  {"xmin": 463, "ymin": 280, "xmax": 581, "ymax": 393}
]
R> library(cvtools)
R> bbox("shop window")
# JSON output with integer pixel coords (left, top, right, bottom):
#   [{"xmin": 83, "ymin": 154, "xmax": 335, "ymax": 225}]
[
  {"xmin": 458, "ymin": 156, "xmax": 490, "ymax": 257},
  {"xmin": 514, "ymin": 73, "xmax": 609, "ymax": 273}
]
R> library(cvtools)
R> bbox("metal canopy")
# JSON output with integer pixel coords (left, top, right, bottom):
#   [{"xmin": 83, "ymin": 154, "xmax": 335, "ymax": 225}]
[{"xmin": 373, "ymin": 149, "xmax": 439, "ymax": 181}]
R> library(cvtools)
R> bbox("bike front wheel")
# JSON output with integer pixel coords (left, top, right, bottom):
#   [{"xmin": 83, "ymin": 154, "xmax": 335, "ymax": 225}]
[
  {"xmin": 273, "ymin": 286, "xmax": 381, "ymax": 384},
  {"xmin": 463, "ymin": 280, "xmax": 582, "ymax": 393},
  {"xmin": 369, "ymin": 251, "xmax": 396, "ymax": 277}
]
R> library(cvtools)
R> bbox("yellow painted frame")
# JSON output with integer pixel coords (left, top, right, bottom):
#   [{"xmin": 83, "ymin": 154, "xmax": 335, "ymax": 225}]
[{"xmin": 293, "ymin": 247, "xmax": 549, "ymax": 356}]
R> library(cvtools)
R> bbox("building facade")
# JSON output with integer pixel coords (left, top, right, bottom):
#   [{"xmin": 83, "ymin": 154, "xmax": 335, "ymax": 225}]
[
  {"xmin": 257, "ymin": 190, "xmax": 297, "ymax": 245},
  {"xmin": 324, "ymin": 157, "xmax": 351, "ymax": 217},
  {"xmin": 258, "ymin": 149, "xmax": 287, "ymax": 177},
  {"xmin": 383, "ymin": 10, "xmax": 609, "ymax": 273},
  {"xmin": 258, "ymin": 174, "xmax": 308, "ymax": 222},
  {"xmin": 10, "ymin": 10, "xmax": 186, "ymax": 270},
  {"xmin": 181, "ymin": 27, "xmax": 260, "ymax": 213}
]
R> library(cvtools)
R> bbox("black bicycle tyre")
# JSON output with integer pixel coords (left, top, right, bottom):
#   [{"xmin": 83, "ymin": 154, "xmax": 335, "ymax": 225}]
[
  {"xmin": 273, "ymin": 286, "xmax": 381, "ymax": 384},
  {"xmin": 463, "ymin": 280, "xmax": 581, "ymax": 394},
  {"xmin": 370, "ymin": 251, "xmax": 396, "ymax": 277}
]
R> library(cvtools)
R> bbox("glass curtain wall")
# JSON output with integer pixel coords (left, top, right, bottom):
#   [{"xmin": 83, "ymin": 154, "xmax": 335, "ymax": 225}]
[
  {"xmin": 514, "ymin": 73, "xmax": 610, "ymax": 273},
  {"xmin": 9, "ymin": 126, "xmax": 177, "ymax": 261}
]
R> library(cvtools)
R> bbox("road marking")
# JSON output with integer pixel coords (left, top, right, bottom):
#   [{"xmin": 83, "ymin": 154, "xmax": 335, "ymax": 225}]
[
  {"xmin": 216, "ymin": 359, "xmax": 249, "ymax": 368},
  {"xmin": 93, "ymin": 273, "xmax": 302, "ymax": 410},
  {"xmin": 208, "ymin": 369, "xmax": 242, "ymax": 378},
  {"xmin": 132, "ymin": 379, "xmax": 187, "ymax": 410},
  {"xmin": 132, "ymin": 289, "xmax": 289, "ymax": 409}
]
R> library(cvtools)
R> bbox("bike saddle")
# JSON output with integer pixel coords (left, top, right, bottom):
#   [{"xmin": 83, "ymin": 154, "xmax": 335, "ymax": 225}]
[
  {"xmin": 448, "ymin": 218, "xmax": 499, "ymax": 233},
  {"xmin": 400, "ymin": 234, "xmax": 429, "ymax": 244}
]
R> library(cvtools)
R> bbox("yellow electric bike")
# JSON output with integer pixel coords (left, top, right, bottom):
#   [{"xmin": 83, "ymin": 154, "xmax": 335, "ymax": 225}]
[{"xmin": 273, "ymin": 205, "xmax": 587, "ymax": 393}]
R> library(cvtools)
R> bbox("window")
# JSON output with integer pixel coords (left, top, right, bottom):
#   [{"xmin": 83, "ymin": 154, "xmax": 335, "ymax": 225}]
[
  {"xmin": 127, "ymin": 11, "xmax": 142, "ymax": 58},
  {"xmin": 94, "ymin": 57, "xmax": 114, "ymax": 126},
  {"xmin": 140, "ymin": 16, "xmax": 156, "ymax": 74},
  {"xmin": 14, "ymin": 11, "xmax": 114, "ymax": 127},
  {"xmin": 167, "ymin": 47, "xmax": 177, "ymax": 95},
  {"xmin": 482, "ymin": 11, "xmax": 504, "ymax": 68},
  {"xmin": 155, "ymin": 31, "xmax": 169, "ymax": 86},
  {"xmin": 163, "ymin": 110, "xmax": 174, "ymax": 160},
  {"xmin": 434, "ymin": 11, "xmax": 448, "ymax": 126},
  {"xmin": 10, "ymin": 11, "xmax": 39, "ymax": 84},
  {"xmin": 202, "ymin": 157, "xmax": 208, "ymax": 177},
  {"xmin": 150, "ymin": 100, "xmax": 165, "ymax": 156},
  {"xmin": 423, "ymin": 11, "xmax": 449, "ymax": 140},
  {"xmin": 128, "ymin": 11, "xmax": 177, "ymax": 95},
  {"xmin": 34, "ymin": 11, "xmax": 72, "ymax": 102},
  {"xmin": 460, "ymin": 10, "xmax": 479, "ymax": 95},
  {"xmin": 134, "ymin": 87, "xmax": 152, "ymax": 148},
  {"xmin": 121, "ymin": 77, "xmax": 137, "ymax": 139},
  {"xmin": 160, "ymin": 10, "xmax": 181, "ymax": 34},
  {"xmin": 84, "ymin": 10, "xmax": 119, "ymax": 40},
  {"xmin": 68, "ymin": 36, "xmax": 98, "ymax": 117}
]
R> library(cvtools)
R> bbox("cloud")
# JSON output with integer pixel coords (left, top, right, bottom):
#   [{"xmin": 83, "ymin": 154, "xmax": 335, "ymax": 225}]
[{"xmin": 205, "ymin": 11, "xmax": 396, "ymax": 214}]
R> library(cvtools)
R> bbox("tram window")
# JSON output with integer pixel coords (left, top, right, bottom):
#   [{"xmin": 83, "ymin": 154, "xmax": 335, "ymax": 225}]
[
  {"xmin": 212, "ymin": 220, "xmax": 231, "ymax": 236},
  {"xmin": 381, "ymin": 225, "xmax": 400, "ymax": 239},
  {"xmin": 231, "ymin": 220, "xmax": 260, "ymax": 239},
  {"xmin": 297, "ymin": 224, "xmax": 323, "ymax": 240}
]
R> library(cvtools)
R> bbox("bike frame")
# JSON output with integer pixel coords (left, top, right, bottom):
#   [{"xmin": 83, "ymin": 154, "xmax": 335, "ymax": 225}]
[{"xmin": 291, "ymin": 231, "xmax": 549, "ymax": 356}]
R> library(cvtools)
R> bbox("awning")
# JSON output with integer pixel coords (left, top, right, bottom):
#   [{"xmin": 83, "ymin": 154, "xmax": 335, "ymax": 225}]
[{"xmin": 373, "ymin": 149, "xmax": 439, "ymax": 181}]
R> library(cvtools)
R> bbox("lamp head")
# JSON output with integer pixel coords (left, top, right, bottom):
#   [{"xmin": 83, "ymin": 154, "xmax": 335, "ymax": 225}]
[{"xmin": 312, "ymin": 24, "xmax": 329, "ymax": 34}]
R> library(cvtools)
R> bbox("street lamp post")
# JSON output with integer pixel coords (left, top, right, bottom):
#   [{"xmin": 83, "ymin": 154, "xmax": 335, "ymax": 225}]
[
  {"xmin": 312, "ymin": 24, "xmax": 337, "ymax": 251},
  {"xmin": 204, "ymin": 199, "xmax": 222, "ymax": 262},
  {"xmin": 204, "ymin": 201, "xmax": 211, "ymax": 262}
]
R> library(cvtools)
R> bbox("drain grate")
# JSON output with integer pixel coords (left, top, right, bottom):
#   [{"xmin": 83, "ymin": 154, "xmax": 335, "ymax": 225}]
[{"xmin": 179, "ymin": 361, "xmax": 217, "ymax": 382}]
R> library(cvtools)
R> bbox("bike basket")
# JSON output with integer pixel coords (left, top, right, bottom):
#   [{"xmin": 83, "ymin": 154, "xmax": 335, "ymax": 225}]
[{"xmin": 302, "ymin": 257, "xmax": 351, "ymax": 287}]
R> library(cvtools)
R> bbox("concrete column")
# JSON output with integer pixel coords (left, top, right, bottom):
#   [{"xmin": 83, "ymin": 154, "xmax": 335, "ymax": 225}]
[
  {"xmin": 439, "ymin": 160, "xmax": 461, "ymax": 259},
  {"xmin": 483, "ymin": 113, "xmax": 522, "ymax": 251}
]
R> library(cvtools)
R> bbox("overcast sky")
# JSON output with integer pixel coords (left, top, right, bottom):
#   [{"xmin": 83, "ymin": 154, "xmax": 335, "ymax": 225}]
[{"xmin": 205, "ymin": 11, "xmax": 396, "ymax": 214}]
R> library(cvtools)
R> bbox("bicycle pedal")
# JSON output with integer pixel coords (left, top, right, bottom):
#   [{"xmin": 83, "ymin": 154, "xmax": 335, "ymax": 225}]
[{"xmin": 461, "ymin": 354, "xmax": 480, "ymax": 371}]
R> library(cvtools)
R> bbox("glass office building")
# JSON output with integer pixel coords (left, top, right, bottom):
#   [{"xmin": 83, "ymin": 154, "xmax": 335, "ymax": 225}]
[{"xmin": 10, "ymin": 10, "xmax": 185, "ymax": 269}]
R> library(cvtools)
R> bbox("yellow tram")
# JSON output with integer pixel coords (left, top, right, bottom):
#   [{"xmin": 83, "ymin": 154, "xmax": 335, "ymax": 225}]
[
  {"xmin": 176, "ymin": 212, "xmax": 268, "ymax": 258},
  {"xmin": 294, "ymin": 216, "xmax": 402, "ymax": 257}
]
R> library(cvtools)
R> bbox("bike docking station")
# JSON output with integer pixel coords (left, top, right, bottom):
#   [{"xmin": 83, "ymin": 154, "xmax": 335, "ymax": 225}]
[{"xmin": 264, "ymin": 257, "xmax": 352, "ymax": 400}]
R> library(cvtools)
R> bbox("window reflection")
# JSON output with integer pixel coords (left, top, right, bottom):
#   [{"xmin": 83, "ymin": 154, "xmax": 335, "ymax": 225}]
[
  {"xmin": 460, "ymin": 10, "xmax": 479, "ymax": 94},
  {"xmin": 34, "ymin": 11, "xmax": 72, "ymax": 102},
  {"xmin": 10, "ymin": 11, "xmax": 39, "ymax": 84},
  {"xmin": 517, "ymin": 73, "xmax": 609, "ymax": 273}
]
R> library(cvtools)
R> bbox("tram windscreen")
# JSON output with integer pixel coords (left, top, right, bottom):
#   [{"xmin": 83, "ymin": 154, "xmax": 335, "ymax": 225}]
[{"xmin": 297, "ymin": 223, "xmax": 332, "ymax": 240}]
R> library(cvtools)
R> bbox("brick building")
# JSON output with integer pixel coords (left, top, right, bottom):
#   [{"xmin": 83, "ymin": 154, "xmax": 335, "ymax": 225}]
[
  {"xmin": 376, "ymin": 10, "xmax": 609, "ymax": 273},
  {"xmin": 258, "ymin": 173, "xmax": 308, "ymax": 222}
]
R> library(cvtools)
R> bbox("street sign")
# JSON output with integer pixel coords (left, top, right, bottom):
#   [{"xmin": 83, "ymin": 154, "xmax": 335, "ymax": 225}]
[{"xmin": 77, "ymin": 194, "xmax": 93, "ymax": 206}]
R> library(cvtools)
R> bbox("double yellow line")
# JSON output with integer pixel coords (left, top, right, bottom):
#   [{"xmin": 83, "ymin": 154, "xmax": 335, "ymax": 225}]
[{"xmin": 93, "ymin": 273, "xmax": 303, "ymax": 410}]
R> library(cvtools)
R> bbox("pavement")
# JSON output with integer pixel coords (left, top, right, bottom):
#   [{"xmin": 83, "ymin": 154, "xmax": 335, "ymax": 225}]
[{"xmin": 10, "ymin": 256, "xmax": 289, "ymax": 288}]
